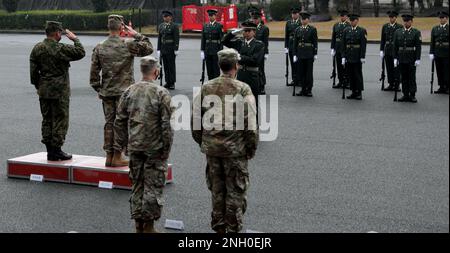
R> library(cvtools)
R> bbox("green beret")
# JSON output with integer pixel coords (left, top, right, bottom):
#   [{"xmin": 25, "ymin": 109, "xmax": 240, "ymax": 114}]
[
  {"xmin": 218, "ymin": 48, "xmax": 240, "ymax": 63},
  {"xmin": 45, "ymin": 21, "xmax": 63, "ymax": 33}
]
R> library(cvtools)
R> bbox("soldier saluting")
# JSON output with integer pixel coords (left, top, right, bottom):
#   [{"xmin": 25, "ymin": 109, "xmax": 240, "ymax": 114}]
[
  {"xmin": 430, "ymin": 11, "xmax": 449, "ymax": 94},
  {"xmin": 222, "ymin": 21, "xmax": 265, "ymax": 109},
  {"xmin": 331, "ymin": 10, "xmax": 350, "ymax": 89},
  {"xmin": 292, "ymin": 12, "xmax": 318, "ymax": 97},
  {"xmin": 393, "ymin": 14, "xmax": 422, "ymax": 103},
  {"xmin": 157, "ymin": 10, "xmax": 180, "ymax": 90},
  {"xmin": 284, "ymin": 7, "xmax": 301, "ymax": 87},
  {"xmin": 201, "ymin": 9, "xmax": 223, "ymax": 81},
  {"xmin": 30, "ymin": 21, "xmax": 85, "ymax": 161},
  {"xmin": 342, "ymin": 14, "xmax": 367, "ymax": 100},
  {"xmin": 380, "ymin": 10, "xmax": 403, "ymax": 92},
  {"xmin": 251, "ymin": 10, "xmax": 270, "ymax": 95}
]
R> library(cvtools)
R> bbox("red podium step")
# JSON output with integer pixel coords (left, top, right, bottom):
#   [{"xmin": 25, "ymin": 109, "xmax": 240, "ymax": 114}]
[{"xmin": 6, "ymin": 153, "xmax": 173, "ymax": 190}]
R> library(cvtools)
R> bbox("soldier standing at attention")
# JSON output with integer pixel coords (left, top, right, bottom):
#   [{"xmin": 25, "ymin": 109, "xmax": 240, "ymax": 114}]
[
  {"xmin": 114, "ymin": 56, "xmax": 174, "ymax": 233},
  {"xmin": 201, "ymin": 9, "xmax": 223, "ymax": 80},
  {"xmin": 380, "ymin": 11, "xmax": 403, "ymax": 91},
  {"xmin": 157, "ymin": 10, "xmax": 180, "ymax": 90},
  {"xmin": 292, "ymin": 12, "xmax": 318, "ymax": 97},
  {"xmin": 222, "ymin": 21, "xmax": 265, "ymax": 110},
  {"xmin": 430, "ymin": 11, "xmax": 449, "ymax": 94},
  {"xmin": 284, "ymin": 7, "xmax": 302, "ymax": 87},
  {"xmin": 331, "ymin": 10, "xmax": 350, "ymax": 89},
  {"xmin": 251, "ymin": 10, "xmax": 270, "ymax": 95},
  {"xmin": 393, "ymin": 14, "xmax": 422, "ymax": 103},
  {"xmin": 342, "ymin": 14, "xmax": 367, "ymax": 100},
  {"xmin": 30, "ymin": 21, "xmax": 85, "ymax": 161},
  {"xmin": 191, "ymin": 48, "xmax": 258, "ymax": 233},
  {"xmin": 90, "ymin": 15, "xmax": 153, "ymax": 167}
]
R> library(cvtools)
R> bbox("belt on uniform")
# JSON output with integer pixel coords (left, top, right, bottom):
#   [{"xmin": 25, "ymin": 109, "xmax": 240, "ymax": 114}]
[
  {"xmin": 399, "ymin": 47, "xmax": 415, "ymax": 51},
  {"xmin": 436, "ymin": 42, "xmax": 449, "ymax": 47},
  {"xmin": 335, "ymin": 38, "xmax": 341, "ymax": 42},
  {"xmin": 346, "ymin": 44, "xmax": 360, "ymax": 48},
  {"xmin": 298, "ymin": 43, "xmax": 313, "ymax": 47},
  {"xmin": 385, "ymin": 41, "xmax": 392, "ymax": 44},
  {"xmin": 206, "ymin": 39, "xmax": 221, "ymax": 44},
  {"xmin": 162, "ymin": 39, "xmax": 174, "ymax": 43},
  {"xmin": 238, "ymin": 66, "xmax": 259, "ymax": 72}
]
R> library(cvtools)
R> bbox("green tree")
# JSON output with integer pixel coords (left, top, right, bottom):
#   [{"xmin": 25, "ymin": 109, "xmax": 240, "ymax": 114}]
[
  {"xmin": 2, "ymin": 0, "xmax": 18, "ymax": 13},
  {"xmin": 91, "ymin": 0, "xmax": 109, "ymax": 13},
  {"xmin": 270, "ymin": 0, "xmax": 301, "ymax": 21}
]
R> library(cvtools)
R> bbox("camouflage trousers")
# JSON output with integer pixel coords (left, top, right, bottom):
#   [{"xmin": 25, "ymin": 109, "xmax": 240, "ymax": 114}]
[
  {"xmin": 39, "ymin": 97, "xmax": 69, "ymax": 148},
  {"xmin": 129, "ymin": 151, "xmax": 167, "ymax": 221},
  {"xmin": 101, "ymin": 96, "xmax": 122, "ymax": 153},
  {"xmin": 206, "ymin": 156, "xmax": 249, "ymax": 233}
]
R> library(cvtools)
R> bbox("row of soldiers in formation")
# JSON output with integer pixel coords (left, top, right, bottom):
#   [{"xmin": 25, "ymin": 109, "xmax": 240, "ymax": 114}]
[
  {"xmin": 159, "ymin": 7, "xmax": 449, "ymax": 103},
  {"xmin": 29, "ymin": 16, "xmax": 257, "ymax": 233}
]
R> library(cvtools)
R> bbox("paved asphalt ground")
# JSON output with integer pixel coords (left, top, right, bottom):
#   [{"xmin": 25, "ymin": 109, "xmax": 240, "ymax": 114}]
[{"xmin": 0, "ymin": 34, "xmax": 448, "ymax": 233}]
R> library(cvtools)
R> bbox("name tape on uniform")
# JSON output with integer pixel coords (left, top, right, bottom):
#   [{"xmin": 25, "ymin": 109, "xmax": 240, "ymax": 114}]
[
  {"xmin": 246, "ymin": 229, "xmax": 264, "ymax": 233},
  {"xmin": 165, "ymin": 219, "xmax": 184, "ymax": 230},
  {"xmin": 30, "ymin": 174, "xmax": 44, "ymax": 182},
  {"xmin": 98, "ymin": 181, "xmax": 113, "ymax": 189}
]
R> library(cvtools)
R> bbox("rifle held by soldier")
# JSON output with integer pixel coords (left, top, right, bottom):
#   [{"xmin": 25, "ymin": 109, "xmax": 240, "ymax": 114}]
[
  {"xmin": 380, "ymin": 56, "xmax": 386, "ymax": 90},
  {"xmin": 430, "ymin": 59, "xmax": 435, "ymax": 94},
  {"xmin": 200, "ymin": 59, "xmax": 206, "ymax": 85},
  {"xmin": 330, "ymin": 55, "xmax": 336, "ymax": 87}
]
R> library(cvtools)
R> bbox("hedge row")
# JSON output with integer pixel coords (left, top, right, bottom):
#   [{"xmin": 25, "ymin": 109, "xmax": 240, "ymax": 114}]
[{"xmin": 0, "ymin": 10, "xmax": 153, "ymax": 30}]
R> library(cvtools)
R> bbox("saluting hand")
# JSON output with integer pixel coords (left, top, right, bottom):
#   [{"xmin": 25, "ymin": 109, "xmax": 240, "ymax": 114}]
[
  {"xmin": 124, "ymin": 24, "xmax": 137, "ymax": 37},
  {"xmin": 65, "ymin": 29, "xmax": 78, "ymax": 41}
]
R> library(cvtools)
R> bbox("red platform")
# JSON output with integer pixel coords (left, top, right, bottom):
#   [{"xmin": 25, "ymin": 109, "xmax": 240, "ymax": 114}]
[{"xmin": 7, "ymin": 153, "xmax": 173, "ymax": 190}]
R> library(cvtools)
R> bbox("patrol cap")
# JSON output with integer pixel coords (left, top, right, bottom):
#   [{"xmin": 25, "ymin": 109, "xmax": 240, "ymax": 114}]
[
  {"xmin": 401, "ymin": 13, "xmax": 414, "ymax": 21},
  {"xmin": 241, "ymin": 21, "xmax": 257, "ymax": 30},
  {"xmin": 291, "ymin": 7, "xmax": 301, "ymax": 14},
  {"xmin": 162, "ymin": 10, "xmax": 173, "ymax": 17},
  {"xmin": 300, "ymin": 12, "xmax": 311, "ymax": 19},
  {"xmin": 348, "ymin": 13, "xmax": 360, "ymax": 21},
  {"xmin": 45, "ymin": 21, "xmax": 63, "ymax": 33},
  {"xmin": 108, "ymin": 14, "xmax": 124, "ymax": 28},
  {"xmin": 251, "ymin": 11, "xmax": 262, "ymax": 19},
  {"xmin": 207, "ymin": 9, "xmax": 218, "ymax": 16},
  {"xmin": 437, "ymin": 11, "xmax": 449, "ymax": 18},
  {"xmin": 218, "ymin": 48, "xmax": 241, "ymax": 64},
  {"xmin": 140, "ymin": 56, "xmax": 160, "ymax": 69},
  {"xmin": 338, "ymin": 9, "xmax": 349, "ymax": 16},
  {"xmin": 387, "ymin": 10, "xmax": 399, "ymax": 17}
]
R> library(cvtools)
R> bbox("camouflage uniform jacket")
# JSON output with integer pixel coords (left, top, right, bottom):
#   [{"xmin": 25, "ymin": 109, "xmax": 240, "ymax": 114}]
[
  {"xmin": 191, "ymin": 74, "xmax": 259, "ymax": 158},
  {"xmin": 115, "ymin": 80, "xmax": 174, "ymax": 158},
  {"xmin": 90, "ymin": 34, "xmax": 153, "ymax": 97},
  {"xmin": 30, "ymin": 38, "xmax": 86, "ymax": 99}
]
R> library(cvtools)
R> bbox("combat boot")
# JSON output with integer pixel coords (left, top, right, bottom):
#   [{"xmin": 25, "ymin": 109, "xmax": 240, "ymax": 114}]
[
  {"xmin": 45, "ymin": 144, "xmax": 54, "ymax": 160},
  {"xmin": 397, "ymin": 94, "xmax": 409, "ymax": 102},
  {"xmin": 135, "ymin": 219, "xmax": 144, "ymax": 233},
  {"xmin": 346, "ymin": 92, "xmax": 357, "ymax": 99},
  {"xmin": 384, "ymin": 84, "xmax": 394, "ymax": 91},
  {"xmin": 49, "ymin": 147, "xmax": 72, "ymax": 161},
  {"xmin": 111, "ymin": 150, "xmax": 129, "ymax": 167},
  {"xmin": 143, "ymin": 220, "xmax": 159, "ymax": 233},
  {"xmin": 332, "ymin": 83, "xmax": 342, "ymax": 89},
  {"xmin": 105, "ymin": 152, "xmax": 113, "ymax": 167},
  {"xmin": 354, "ymin": 91, "xmax": 362, "ymax": 100},
  {"xmin": 409, "ymin": 93, "xmax": 417, "ymax": 103}
]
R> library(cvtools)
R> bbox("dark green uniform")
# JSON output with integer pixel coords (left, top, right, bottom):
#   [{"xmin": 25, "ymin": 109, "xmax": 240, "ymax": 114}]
[
  {"xmin": 222, "ymin": 33, "xmax": 265, "ymax": 108},
  {"xmin": 285, "ymin": 19, "xmax": 301, "ymax": 84},
  {"xmin": 393, "ymin": 27, "xmax": 422, "ymax": 98},
  {"xmin": 430, "ymin": 23, "xmax": 449, "ymax": 93},
  {"xmin": 255, "ymin": 22, "xmax": 269, "ymax": 92},
  {"xmin": 158, "ymin": 22, "xmax": 179, "ymax": 88},
  {"xmin": 380, "ymin": 22, "xmax": 403, "ymax": 88},
  {"xmin": 201, "ymin": 21, "xmax": 223, "ymax": 80},
  {"xmin": 30, "ymin": 38, "xmax": 85, "ymax": 148},
  {"xmin": 293, "ymin": 24, "xmax": 318, "ymax": 95},
  {"xmin": 342, "ymin": 26, "xmax": 367, "ymax": 94},
  {"xmin": 331, "ymin": 21, "xmax": 351, "ymax": 86}
]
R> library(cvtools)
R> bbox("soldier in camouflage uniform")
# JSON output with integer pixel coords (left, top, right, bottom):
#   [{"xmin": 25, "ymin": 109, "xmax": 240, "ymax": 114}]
[
  {"xmin": 292, "ymin": 12, "xmax": 318, "ymax": 97},
  {"xmin": 30, "ymin": 21, "xmax": 85, "ymax": 161},
  {"xmin": 430, "ymin": 11, "xmax": 449, "ymax": 94},
  {"xmin": 192, "ymin": 48, "xmax": 258, "ymax": 233},
  {"xmin": 114, "ymin": 56, "xmax": 174, "ymax": 233},
  {"xmin": 157, "ymin": 10, "xmax": 180, "ymax": 90},
  {"xmin": 201, "ymin": 9, "xmax": 223, "ymax": 80},
  {"xmin": 251, "ymin": 10, "xmax": 270, "ymax": 95},
  {"xmin": 380, "ymin": 11, "xmax": 403, "ymax": 91},
  {"xmin": 331, "ymin": 10, "xmax": 350, "ymax": 89},
  {"xmin": 284, "ymin": 7, "xmax": 301, "ymax": 86},
  {"xmin": 90, "ymin": 15, "xmax": 153, "ymax": 167},
  {"xmin": 393, "ymin": 14, "xmax": 422, "ymax": 103},
  {"xmin": 342, "ymin": 14, "xmax": 367, "ymax": 100}
]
